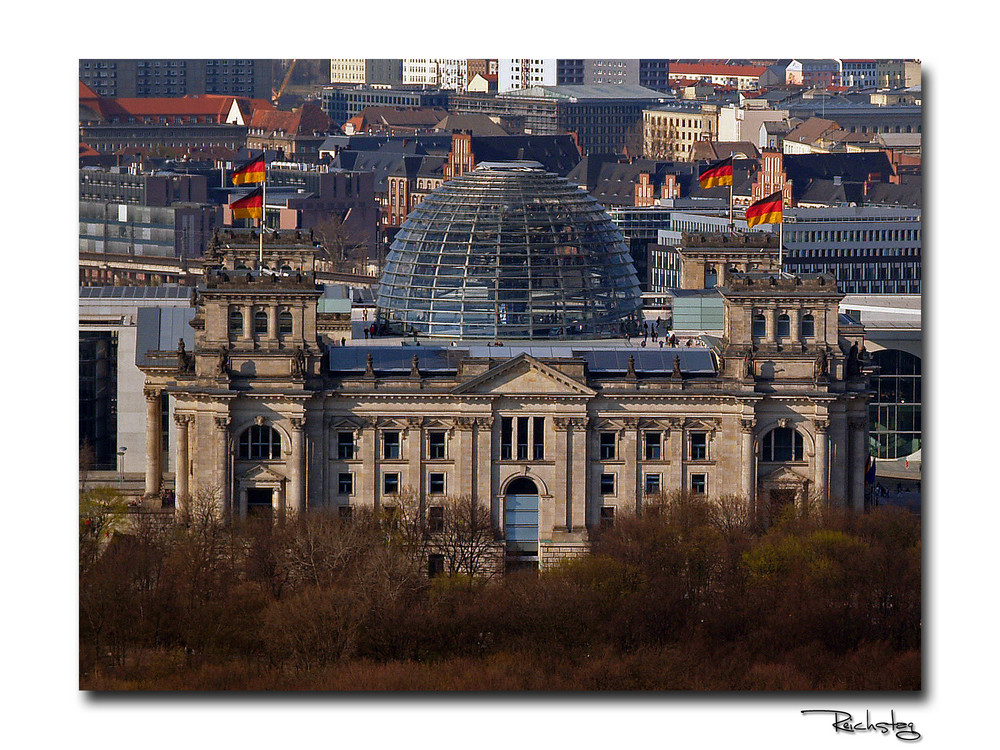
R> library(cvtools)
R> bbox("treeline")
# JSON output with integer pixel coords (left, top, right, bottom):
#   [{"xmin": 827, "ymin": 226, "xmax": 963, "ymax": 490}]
[{"xmin": 80, "ymin": 490, "xmax": 920, "ymax": 690}]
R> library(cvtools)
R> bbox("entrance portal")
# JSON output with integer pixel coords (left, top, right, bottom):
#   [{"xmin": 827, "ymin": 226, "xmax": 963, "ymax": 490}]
[
  {"xmin": 505, "ymin": 477, "xmax": 539, "ymax": 568},
  {"xmin": 247, "ymin": 487, "xmax": 274, "ymax": 518}
]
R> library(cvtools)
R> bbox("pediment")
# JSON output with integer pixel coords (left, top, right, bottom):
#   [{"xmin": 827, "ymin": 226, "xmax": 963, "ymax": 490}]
[
  {"xmin": 759, "ymin": 465, "xmax": 811, "ymax": 484},
  {"xmin": 238, "ymin": 463, "xmax": 286, "ymax": 482},
  {"xmin": 452, "ymin": 354, "xmax": 595, "ymax": 397}
]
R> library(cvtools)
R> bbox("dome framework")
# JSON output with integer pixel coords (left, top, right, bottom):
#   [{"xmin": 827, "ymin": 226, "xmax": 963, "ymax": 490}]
[{"xmin": 376, "ymin": 161, "xmax": 642, "ymax": 339}]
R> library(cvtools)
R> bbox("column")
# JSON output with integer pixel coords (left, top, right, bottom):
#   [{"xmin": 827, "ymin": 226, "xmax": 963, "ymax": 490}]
[
  {"xmin": 267, "ymin": 305, "xmax": 278, "ymax": 345},
  {"xmin": 765, "ymin": 305, "xmax": 776, "ymax": 342},
  {"xmin": 454, "ymin": 419, "xmax": 473, "ymax": 500},
  {"xmin": 621, "ymin": 420, "xmax": 639, "ymax": 514},
  {"xmin": 552, "ymin": 419, "xmax": 569, "ymax": 531},
  {"xmin": 288, "ymin": 417, "xmax": 305, "ymax": 516},
  {"xmin": 849, "ymin": 416, "xmax": 867, "ymax": 513},
  {"xmin": 174, "ymin": 413, "xmax": 191, "ymax": 522},
  {"xmin": 143, "ymin": 387, "xmax": 161, "ymax": 498},
  {"xmin": 666, "ymin": 421, "xmax": 683, "ymax": 493},
  {"xmin": 569, "ymin": 419, "xmax": 588, "ymax": 532},
  {"xmin": 790, "ymin": 308, "xmax": 801, "ymax": 346},
  {"xmin": 814, "ymin": 418, "xmax": 829, "ymax": 506},
  {"xmin": 214, "ymin": 415, "xmax": 230, "ymax": 520},
  {"xmin": 360, "ymin": 419, "xmax": 376, "ymax": 511},
  {"xmin": 740, "ymin": 417, "xmax": 756, "ymax": 510},
  {"xmin": 242, "ymin": 303, "xmax": 252, "ymax": 342},
  {"xmin": 406, "ymin": 418, "xmax": 423, "ymax": 507},
  {"xmin": 475, "ymin": 417, "xmax": 496, "ymax": 530},
  {"xmin": 829, "ymin": 411, "xmax": 849, "ymax": 507}
]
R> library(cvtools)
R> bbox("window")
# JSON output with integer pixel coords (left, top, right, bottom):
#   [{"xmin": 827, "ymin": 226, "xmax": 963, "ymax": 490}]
[
  {"xmin": 777, "ymin": 314, "xmax": 790, "ymax": 338},
  {"xmin": 691, "ymin": 473, "xmax": 707, "ymax": 494},
  {"xmin": 238, "ymin": 425, "xmax": 281, "ymax": 459},
  {"xmin": 600, "ymin": 473, "xmax": 615, "ymax": 495},
  {"xmin": 338, "ymin": 505, "xmax": 353, "ymax": 520},
  {"xmin": 278, "ymin": 310, "xmax": 293, "ymax": 335},
  {"xmin": 337, "ymin": 431, "xmax": 354, "ymax": 460},
  {"xmin": 690, "ymin": 432, "xmax": 708, "ymax": 461},
  {"xmin": 762, "ymin": 427, "xmax": 804, "ymax": 462},
  {"xmin": 383, "ymin": 472, "xmax": 399, "ymax": 495},
  {"xmin": 429, "ymin": 472, "xmax": 446, "ymax": 494},
  {"xmin": 533, "ymin": 416, "xmax": 545, "ymax": 460},
  {"xmin": 428, "ymin": 505, "xmax": 444, "ymax": 532},
  {"xmin": 752, "ymin": 313, "xmax": 766, "ymax": 338},
  {"xmin": 600, "ymin": 432, "xmax": 616, "ymax": 460},
  {"xmin": 516, "ymin": 416, "xmax": 530, "ymax": 460},
  {"xmin": 644, "ymin": 473, "xmax": 661, "ymax": 495},
  {"xmin": 229, "ymin": 308, "xmax": 243, "ymax": 336},
  {"xmin": 501, "ymin": 416, "xmax": 513, "ymax": 460},
  {"xmin": 644, "ymin": 431, "xmax": 661, "ymax": 460},
  {"xmin": 254, "ymin": 310, "xmax": 268, "ymax": 335},
  {"xmin": 382, "ymin": 431, "xmax": 400, "ymax": 459},
  {"xmin": 801, "ymin": 313, "xmax": 815, "ymax": 339},
  {"xmin": 338, "ymin": 472, "xmax": 353, "ymax": 495},
  {"xmin": 428, "ymin": 553, "xmax": 445, "ymax": 577},
  {"xmin": 600, "ymin": 506, "xmax": 615, "ymax": 529},
  {"xmin": 428, "ymin": 431, "xmax": 446, "ymax": 459}
]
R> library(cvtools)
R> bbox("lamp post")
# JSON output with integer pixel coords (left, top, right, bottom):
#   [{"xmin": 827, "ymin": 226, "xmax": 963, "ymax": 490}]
[{"xmin": 117, "ymin": 447, "xmax": 127, "ymax": 490}]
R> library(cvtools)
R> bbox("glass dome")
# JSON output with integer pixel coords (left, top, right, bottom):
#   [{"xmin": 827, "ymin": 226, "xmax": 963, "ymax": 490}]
[{"xmin": 376, "ymin": 161, "xmax": 642, "ymax": 339}]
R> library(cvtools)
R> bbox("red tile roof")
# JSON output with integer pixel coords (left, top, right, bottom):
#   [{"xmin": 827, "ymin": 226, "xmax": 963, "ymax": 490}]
[{"xmin": 250, "ymin": 101, "xmax": 332, "ymax": 136}]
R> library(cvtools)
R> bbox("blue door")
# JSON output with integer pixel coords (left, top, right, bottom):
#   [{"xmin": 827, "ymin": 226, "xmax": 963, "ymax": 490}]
[{"xmin": 505, "ymin": 477, "xmax": 539, "ymax": 558}]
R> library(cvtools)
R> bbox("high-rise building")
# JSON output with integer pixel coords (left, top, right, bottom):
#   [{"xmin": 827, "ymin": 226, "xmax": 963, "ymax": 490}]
[{"xmin": 79, "ymin": 59, "xmax": 275, "ymax": 100}]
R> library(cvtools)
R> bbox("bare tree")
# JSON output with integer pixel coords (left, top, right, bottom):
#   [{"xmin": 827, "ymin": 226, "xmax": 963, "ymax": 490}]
[
  {"xmin": 425, "ymin": 495, "xmax": 501, "ymax": 581},
  {"xmin": 312, "ymin": 212, "xmax": 370, "ymax": 272}
]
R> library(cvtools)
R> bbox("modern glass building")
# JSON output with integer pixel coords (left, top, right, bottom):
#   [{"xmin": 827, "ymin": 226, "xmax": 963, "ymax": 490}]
[{"xmin": 376, "ymin": 161, "xmax": 643, "ymax": 339}]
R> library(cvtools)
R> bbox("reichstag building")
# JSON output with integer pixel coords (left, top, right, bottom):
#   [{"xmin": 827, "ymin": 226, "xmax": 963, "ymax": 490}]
[{"xmin": 136, "ymin": 162, "xmax": 872, "ymax": 569}]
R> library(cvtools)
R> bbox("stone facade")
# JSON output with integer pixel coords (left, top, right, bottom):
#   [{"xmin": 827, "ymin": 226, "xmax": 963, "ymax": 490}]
[{"xmin": 137, "ymin": 232, "xmax": 872, "ymax": 569}]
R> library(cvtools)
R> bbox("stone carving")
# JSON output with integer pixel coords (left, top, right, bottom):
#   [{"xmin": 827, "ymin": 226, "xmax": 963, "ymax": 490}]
[
  {"xmin": 846, "ymin": 342, "xmax": 861, "ymax": 378},
  {"xmin": 814, "ymin": 348, "xmax": 829, "ymax": 379},
  {"xmin": 254, "ymin": 415, "xmax": 266, "ymax": 427},
  {"xmin": 410, "ymin": 354, "xmax": 420, "ymax": 378},
  {"xmin": 672, "ymin": 355, "xmax": 682, "ymax": 379},
  {"xmin": 216, "ymin": 345, "xmax": 229, "ymax": 376},
  {"xmin": 626, "ymin": 354, "xmax": 637, "ymax": 380},
  {"xmin": 744, "ymin": 348, "xmax": 754, "ymax": 378},
  {"xmin": 176, "ymin": 339, "xmax": 194, "ymax": 374},
  {"xmin": 365, "ymin": 352, "xmax": 375, "ymax": 377},
  {"xmin": 292, "ymin": 347, "xmax": 306, "ymax": 378},
  {"xmin": 814, "ymin": 417, "xmax": 830, "ymax": 433}
]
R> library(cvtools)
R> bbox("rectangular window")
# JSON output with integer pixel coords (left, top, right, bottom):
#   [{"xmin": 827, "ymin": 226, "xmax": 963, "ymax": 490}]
[
  {"xmin": 600, "ymin": 432, "xmax": 616, "ymax": 460},
  {"xmin": 516, "ymin": 416, "xmax": 530, "ymax": 460},
  {"xmin": 644, "ymin": 431, "xmax": 661, "ymax": 460},
  {"xmin": 429, "ymin": 472, "xmax": 445, "ymax": 494},
  {"xmin": 600, "ymin": 473, "xmax": 615, "ymax": 495},
  {"xmin": 501, "ymin": 416, "xmax": 513, "ymax": 460},
  {"xmin": 337, "ymin": 431, "xmax": 354, "ymax": 460},
  {"xmin": 600, "ymin": 506, "xmax": 615, "ymax": 529},
  {"xmin": 383, "ymin": 431, "xmax": 400, "ymax": 459},
  {"xmin": 428, "ymin": 553, "xmax": 445, "ymax": 578},
  {"xmin": 533, "ymin": 416, "xmax": 545, "ymax": 460},
  {"xmin": 338, "ymin": 505, "xmax": 353, "ymax": 520},
  {"xmin": 383, "ymin": 472, "xmax": 399, "ymax": 495},
  {"xmin": 691, "ymin": 473, "xmax": 706, "ymax": 494},
  {"xmin": 690, "ymin": 432, "xmax": 708, "ymax": 460},
  {"xmin": 428, "ymin": 431, "xmax": 446, "ymax": 459},
  {"xmin": 338, "ymin": 472, "xmax": 353, "ymax": 495},
  {"xmin": 645, "ymin": 473, "xmax": 661, "ymax": 495},
  {"xmin": 428, "ymin": 505, "xmax": 444, "ymax": 532}
]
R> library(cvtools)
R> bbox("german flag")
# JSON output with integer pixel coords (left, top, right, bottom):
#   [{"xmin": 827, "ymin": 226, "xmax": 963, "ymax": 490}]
[
  {"xmin": 231, "ymin": 155, "xmax": 266, "ymax": 186},
  {"xmin": 699, "ymin": 156, "xmax": 733, "ymax": 189},
  {"xmin": 230, "ymin": 187, "xmax": 263, "ymax": 221},
  {"xmin": 745, "ymin": 190, "xmax": 784, "ymax": 227}
]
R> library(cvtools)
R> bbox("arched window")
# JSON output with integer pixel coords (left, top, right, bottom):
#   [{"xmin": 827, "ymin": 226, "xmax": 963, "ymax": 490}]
[
  {"xmin": 254, "ymin": 310, "xmax": 268, "ymax": 335},
  {"xmin": 278, "ymin": 310, "xmax": 293, "ymax": 335},
  {"xmin": 762, "ymin": 427, "xmax": 804, "ymax": 462},
  {"xmin": 704, "ymin": 266, "xmax": 718, "ymax": 287},
  {"xmin": 229, "ymin": 308, "xmax": 243, "ymax": 336},
  {"xmin": 752, "ymin": 313, "xmax": 766, "ymax": 338},
  {"xmin": 801, "ymin": 313, "xmax": 815, "ymax": 338},
  {"xmin": 777, "ymin": 314, "xmax": 790, "ymax": 338},
  {"xmin": 869, "ymin": 349, "xmax": 922, "ymax": 459},
  {"xmin": 238, "ymin": 425, "xmax": 282, "ymax": 460}
]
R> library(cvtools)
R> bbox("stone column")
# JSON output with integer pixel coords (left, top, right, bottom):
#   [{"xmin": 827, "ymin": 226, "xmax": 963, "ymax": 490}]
[
  {"xmin": 214, "ymin": 415, "xmax": 230, "ymax": 520},
  {"xmin": 569, "ymin": 418, "xmax": 588, "ymax": 532},
  {"xmin": 242, "ymin": 303, "xmax": 252, "ymax": 342},
  {"xmin": 814, "ymin": 418, "xmax": 829, "ymax": 506},
  {"xmin": 790, "ymin": 308, "xmax": 801, "ymax": 345},
  {"xmin": 829, "ymin": 412, "xmax": 849, "ymax": 507},
  {"xmin": 360, "ymin": 418, "xmax": 376, "ymax": 511},
  {"xmin": 455, "ymin": 419, "xmax": 473, "ymax": 500},
  {"xmin": 621, "ymin": 419, "xmax": 639, "ymax": 514},
  {"xmin": 666, "ymin": 421, "xmax": 683, "ymax": 493},
  {"xmin": 553, "ymin": 418, "xmax": 569, "ymax": 531},
  {"xmin": 740, "ymin": 417, "xmax": 756, "ymax": 510},
  {"xmin": 174, "ymin": 413, "xmax": 192, "ymax": 522},
  {"xmin": 143, "ymin": 387, "xmax": 162, "ymax": 498},
  {"xmin": 267, "ymin": 305, "xmax": 278, "ymax": 344},
  {"xmin": 849, "ymin": 416, "xmax": 868, "ymax": 513},
  {"xmin": 406, "ymin": 418, "xmax": 423, "ymax": 508},
  {"xmin": 765, "ymin": 305, "xmax": 776, "ymax": 342},
  {"xmin": 288, "ymin": 417, "xmax": 305, "ymax": 516},
  {"xmin": 475, "ymin": 417, "xmax": 496, "ymax": 530}
]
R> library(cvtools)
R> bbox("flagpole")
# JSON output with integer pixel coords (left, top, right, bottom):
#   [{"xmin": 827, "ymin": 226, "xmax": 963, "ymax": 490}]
[{"xmin": 259, "ymin": 152, "xmax": 265, "ymax": 271}]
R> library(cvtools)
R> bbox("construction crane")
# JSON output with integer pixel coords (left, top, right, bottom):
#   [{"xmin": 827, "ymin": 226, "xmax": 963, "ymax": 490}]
[{"xmin": 272, "ymin": 59, "xmax": 298, "ymax": 104}]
